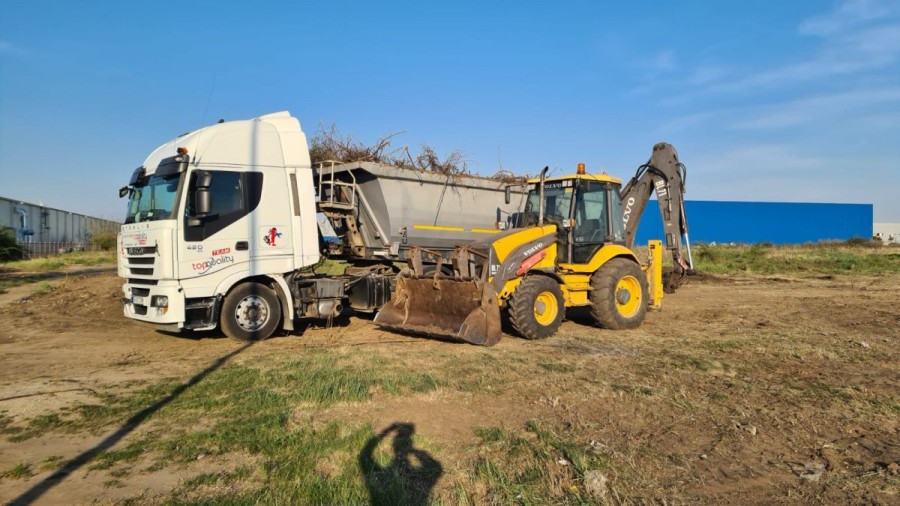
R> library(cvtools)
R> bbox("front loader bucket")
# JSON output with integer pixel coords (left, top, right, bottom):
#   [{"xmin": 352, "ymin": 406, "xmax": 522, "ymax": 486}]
[{"xmin": 374, "ymin": 275, "xmax": 502, "ymax": 346}]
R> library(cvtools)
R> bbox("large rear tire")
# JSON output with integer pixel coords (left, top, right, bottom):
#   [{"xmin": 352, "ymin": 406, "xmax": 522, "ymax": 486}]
[
  {"xmin": 590, "ymin": 258, "xmax": 648, "ymax": 329},
  {"xmin": 508, "ymin": 275, "xmax": 564, "ymax": 340},
  {"xmin": 221, "ymin": 282, "xmax": 282, "ymax": 341}
]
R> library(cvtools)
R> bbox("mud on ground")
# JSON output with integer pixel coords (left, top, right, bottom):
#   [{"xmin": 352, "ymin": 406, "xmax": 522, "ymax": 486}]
[{"xmin": 0, "ymin": 272, "xmax": 898, "ymax": 504}]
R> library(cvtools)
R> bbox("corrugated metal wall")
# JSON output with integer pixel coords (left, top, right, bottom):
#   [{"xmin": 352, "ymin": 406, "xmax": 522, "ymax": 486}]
[
  {"xmin": 634, "ymin": 200, "xmax": 873, "ymax": 245},
  {"xmin": 0, "ymin": 196, "xmax": 121, "ymax": 243}
]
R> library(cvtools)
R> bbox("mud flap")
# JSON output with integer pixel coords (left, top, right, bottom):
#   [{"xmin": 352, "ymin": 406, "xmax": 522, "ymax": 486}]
[{"xmin": 374, "ymin": 275, "xmax": 502, "ymax": 346}]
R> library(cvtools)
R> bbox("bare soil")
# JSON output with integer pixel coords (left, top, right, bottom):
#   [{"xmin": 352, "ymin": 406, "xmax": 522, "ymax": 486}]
[{"xmin": 0, "ymin": 272, "xmax": 898, "ymax": 504}]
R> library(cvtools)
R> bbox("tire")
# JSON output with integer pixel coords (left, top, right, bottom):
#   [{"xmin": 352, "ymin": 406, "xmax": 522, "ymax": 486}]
[
  {"xmin": 508, "ymin": 275, "xmax": 565, "ymax": 340},
  {"xmin": 220, "ymin": 282, "xmax": 282, "ymax": 341},
  {"xmin": 590, "ymin": 258, "xmax": 648, "ymax": 330}
]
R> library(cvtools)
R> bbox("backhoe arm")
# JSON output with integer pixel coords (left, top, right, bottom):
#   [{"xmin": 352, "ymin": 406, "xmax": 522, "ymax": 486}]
[{"xmin": 620, "ymin": 142, "xmax": 694, "ymax": 292}]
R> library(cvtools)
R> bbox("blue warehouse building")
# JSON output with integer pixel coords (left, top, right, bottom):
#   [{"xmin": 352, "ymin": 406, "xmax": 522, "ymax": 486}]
[{"xmin": 634, "ymin": 201, "xmax": 874, "ymax": 245}]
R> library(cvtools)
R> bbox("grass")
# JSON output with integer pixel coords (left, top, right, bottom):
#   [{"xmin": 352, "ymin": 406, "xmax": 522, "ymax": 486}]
[
  {"xmin": 0, "ymin": 346, "xmax": 603, "ymax": 503},
  {"xmin": 0, "ymin": 275, "xmax": 52, "ymax": 294},
  {"xmin": 0, "ymin": 250, "xmax": 115, "ymax": 293},
  {"xmin": 691, "ymin": 241, "xmax": 900, "ymax": 275},
  {"xmin": 0, "ymin": 350, "xmax": 455, "ymax": 503},
  {"xmin": 2, "ymin": 462, "xmax": 33, "ymax": 479},
  {"xmin": 5, "ymin": 334, "xmax": 898, "ymax": 504},
  {"xmin": 1, "ymin": 250, "xmax": 115, "ymax": 271},
  {"xmin": 466, "ymin": 420, "xmax": 621, "ymax": 504}
]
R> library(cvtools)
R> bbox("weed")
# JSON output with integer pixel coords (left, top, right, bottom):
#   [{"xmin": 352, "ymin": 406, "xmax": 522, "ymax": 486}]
[
  {"xmin": 183, "ymin": 466, "xmax": 253, "ymax": 488},
  {"xmin": 539, "ymin": 361, "xmax": 577, "ymax": 373},
  {"xmin": 8, "ymin": 413, "xmax": 66, "ymax": 442},
  {"xmin": 2, "ymin": 462, "xmax": 33, "ymax": 479},
  {"xmin": 32, "ymin": 282, "xmax": 55, "ymax": 296},
  {"xmin": 39, "ymin": 455, "xmax": 64, "ymax": 471},
  {"xmin": 467, "ymin": 420, "xmax": 620, "ymax": 503},
  {"xmin": 0, "ymin": 412, "xmax": 15, "ymax": 434},
  {"xmin": 474, "ymin": 426, "xmax": 506, "ymax": 443},
  {"xmin": 91, "ymin": 440, "xmax": 149, "ymax": 470},
  {"xmin": 702, "ymin": 339, "xmax": 743, "ymax": 352},
  {"xmin": 612, "ymin": 384, "xmax": 657, "ymax": 397}
]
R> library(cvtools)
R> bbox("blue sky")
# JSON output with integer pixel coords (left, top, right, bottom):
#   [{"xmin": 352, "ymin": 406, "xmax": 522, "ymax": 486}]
[{"xmin": 1, "ymin": 0, "xmax": 898, "ymax": 221}]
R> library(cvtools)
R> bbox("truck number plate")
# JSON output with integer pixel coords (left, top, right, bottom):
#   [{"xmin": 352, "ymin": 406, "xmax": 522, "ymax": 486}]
[{"xmin": 132, "ymin": 295, "xmax": 146, "ymax": 305}]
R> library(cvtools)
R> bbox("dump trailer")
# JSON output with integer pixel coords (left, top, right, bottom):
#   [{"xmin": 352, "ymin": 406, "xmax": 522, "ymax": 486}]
[
  {"xmin": 117, "ymin": 111, "xmax": 524, "ymax": 341},
  {"xmin": 316, "ymin": 161, "xmax": 527, "ymax": 262},
  {"xmin": 376, "ymin": 144, "xmax": 693, "ymax": 346}
]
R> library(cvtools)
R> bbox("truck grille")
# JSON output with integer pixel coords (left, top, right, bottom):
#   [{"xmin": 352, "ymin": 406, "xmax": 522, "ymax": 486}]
[
  {"xmin": 125, "ymin": 249, "xmax": 157, "ymax": 277},
  {"xmin": 128, "ymin": 278, "xmax": 158, "ymax": 286}
]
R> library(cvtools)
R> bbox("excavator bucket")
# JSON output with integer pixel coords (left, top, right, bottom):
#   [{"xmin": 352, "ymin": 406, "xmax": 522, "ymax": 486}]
[{"xmin": 374, "ymin": 274, "xmax": 502, "ymax": 346}]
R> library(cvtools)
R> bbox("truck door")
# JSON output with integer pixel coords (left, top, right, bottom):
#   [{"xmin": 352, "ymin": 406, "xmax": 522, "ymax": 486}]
[{"xmin": 179, "ymin": 170, "xmax": 264, "ymax": 284}]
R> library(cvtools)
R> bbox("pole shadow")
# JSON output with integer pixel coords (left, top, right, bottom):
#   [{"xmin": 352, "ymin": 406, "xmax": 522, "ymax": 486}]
[
  {"xmin": 9, "ymin": 341, "xmax": 255, "ymax": 506},
  {"xmin": 359, "ymin": 422, "xmax": 443, "ymax": 506}
]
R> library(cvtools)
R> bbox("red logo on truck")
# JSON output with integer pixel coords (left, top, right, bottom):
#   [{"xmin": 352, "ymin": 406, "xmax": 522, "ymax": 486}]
[{"xmin": 264, "ymin": 227, "xmax": 282, "ymax": 246}]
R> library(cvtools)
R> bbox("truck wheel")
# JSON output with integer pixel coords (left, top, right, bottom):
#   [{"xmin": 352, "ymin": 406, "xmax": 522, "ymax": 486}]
[
  {"xmin": 221, "ymin": 282, "xmax": 282, "ymax": 341},
  {"xmin": 508, "ymin": 275, "xmax": 564, "ymax": 340},
  {"xmin": 590, "ymin": 258, "xmax": 648, "ymax": 329}
]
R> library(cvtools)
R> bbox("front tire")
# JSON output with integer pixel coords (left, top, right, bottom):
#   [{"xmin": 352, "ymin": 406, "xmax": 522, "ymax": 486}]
[
  {"xmin": 221, "ymin": 282, "xmax": 282, "ymax": 341},
  {"xmin": 590, "ymin": 258, "xmax": 648, "ymax": 329},
  {"xmin": 508, "ymin": 275, "xmax": 564, "ymax": 340}
]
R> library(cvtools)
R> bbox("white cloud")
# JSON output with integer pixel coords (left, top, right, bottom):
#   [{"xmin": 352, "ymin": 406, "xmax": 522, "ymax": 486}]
[
  {"xmin": 687, "ymin": 65, "xmax": 732, "ymax": 86},
  {"xmin": 800, "ymin": 0, "xmax": 895, "ymax": 36},
  {"xmin": 685, "ymin": 143, "xmax": 898, "ymax": 214},
  {"xmin": 730, "ymin": 87, "xmax": 900, "ymax": 130},
  {"xmin": 0, "ymin": 40, "xmax": 33, "ymax": 58},
  {"xmin": 690, "ymin": 1, "xmax": 900, "ymax": 93},
  {"xmin": 691, "ymin": 143, "xmax": 829, "ymax": 179},
  {"xmin": 648, "ymin": 49, "xmax": 677, "ymax": 72}
]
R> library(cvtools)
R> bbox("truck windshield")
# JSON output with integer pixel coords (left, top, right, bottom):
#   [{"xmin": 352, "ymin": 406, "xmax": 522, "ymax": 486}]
[
  {"xmin": 124, "ymin": 173, "xmax": 182, "ymax": 224},
  {"xmin": 522, "ymin": 184, "xmax": 573, "ymax": 227}
]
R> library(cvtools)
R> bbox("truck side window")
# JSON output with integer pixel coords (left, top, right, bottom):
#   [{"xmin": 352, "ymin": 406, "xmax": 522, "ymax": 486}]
[
  {"xmin": 184, "ymin": 171, "xmax": 263, "ymax": 242},
  {"xmin": 208, "ymin": 172, "xmax": 243, "ymax": 215}
]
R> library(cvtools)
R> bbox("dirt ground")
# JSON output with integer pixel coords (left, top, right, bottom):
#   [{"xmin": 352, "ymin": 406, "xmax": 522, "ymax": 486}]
[{"xmin": 0, "ymin": 271, "xmax": 898, "ymax": 504}]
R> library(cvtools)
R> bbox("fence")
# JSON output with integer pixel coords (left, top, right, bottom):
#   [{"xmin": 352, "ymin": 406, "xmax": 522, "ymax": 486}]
[{"xmin": 18, "ymin": 242, "xmax": 106, "ymax": 259}]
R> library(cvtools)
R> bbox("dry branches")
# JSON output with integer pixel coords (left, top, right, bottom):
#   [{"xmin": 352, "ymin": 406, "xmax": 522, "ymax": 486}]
[{"xmin": 310, "ymin": 124, "xmax": 517, "ymax": 180}]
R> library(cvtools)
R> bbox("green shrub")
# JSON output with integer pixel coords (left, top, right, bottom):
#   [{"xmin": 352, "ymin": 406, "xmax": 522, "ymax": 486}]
[
  {"xmin": 0, "ymin": 228, "xmax": 25, "ymax": 262},
  {"xmin": 91, "ymin": 232, "xmax": 118, "ymax": 251}
]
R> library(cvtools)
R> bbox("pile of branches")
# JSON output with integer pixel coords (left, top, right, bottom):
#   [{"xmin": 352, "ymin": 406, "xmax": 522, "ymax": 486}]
[
  {"xmin": 308, "ymin": 124, "xmax": 400, "ymax": 166},
  {"xmin": 310, "ymin": 124, "xmax": 527, "ymax": 180}
]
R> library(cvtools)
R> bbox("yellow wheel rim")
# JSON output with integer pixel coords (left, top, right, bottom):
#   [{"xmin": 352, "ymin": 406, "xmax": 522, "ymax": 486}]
[
  {"xmin": 615, "ymin": 275, "xmax": 642, "ymax": 317},
  {"xmin": 533, "ymin": 291, "xmax": 559, "ymax": 326}
]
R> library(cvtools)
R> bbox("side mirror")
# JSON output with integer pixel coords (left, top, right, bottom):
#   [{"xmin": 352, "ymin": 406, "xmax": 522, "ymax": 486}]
[
  {"xmin": 188, "ymin": 171, "xmax": 212, "ymax": 226},
  {"xmin": 119, "ymin": 186, "xmax": 130, "ymax": 198},
  {"xmin": 504, "ymin": 186, "xmax": 511, "ymax": 205}
]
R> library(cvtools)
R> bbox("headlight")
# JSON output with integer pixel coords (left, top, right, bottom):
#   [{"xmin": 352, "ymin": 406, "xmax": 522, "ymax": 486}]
[{"xmin": 150, "ymin": 295, "xmax": 169, "ymax": 308}]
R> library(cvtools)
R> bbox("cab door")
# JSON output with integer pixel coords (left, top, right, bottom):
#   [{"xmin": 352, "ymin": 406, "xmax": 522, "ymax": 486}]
[
  {"xmin": 178, "ymin": 170, "xmax": 263, "ymax": 285},
  {"xmin": 571, "ymin": 181, "xmax": 612, "ymax": 264}
]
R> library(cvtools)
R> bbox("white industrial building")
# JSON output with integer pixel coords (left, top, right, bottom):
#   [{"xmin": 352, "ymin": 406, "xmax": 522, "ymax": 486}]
[
  {"xmin": 874, "ymin": 223, "xmax": 900, "ymax": 245},
  {"xmin": 1, "ymin": 195, "xmax": 121, "ymax": 252}
]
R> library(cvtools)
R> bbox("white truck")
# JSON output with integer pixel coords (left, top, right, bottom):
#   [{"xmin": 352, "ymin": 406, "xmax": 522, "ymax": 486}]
[{"xmin": 117, "ymin": 112, "xmax": 524, "ymax": 340}]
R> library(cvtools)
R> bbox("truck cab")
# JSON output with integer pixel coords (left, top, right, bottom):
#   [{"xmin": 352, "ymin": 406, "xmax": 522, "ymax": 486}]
[{"xmin": 118, "ymin": 112, "xmax": 321, "ymax": 337}]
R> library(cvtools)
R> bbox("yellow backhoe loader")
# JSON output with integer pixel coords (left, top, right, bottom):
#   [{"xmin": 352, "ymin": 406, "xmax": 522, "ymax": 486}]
[{"xmin": 375, "ymin": 143, "xmax": 693, "ymax": 345}]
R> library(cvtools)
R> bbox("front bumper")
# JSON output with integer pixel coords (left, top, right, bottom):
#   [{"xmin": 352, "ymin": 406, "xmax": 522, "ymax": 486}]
[{"xmin": 122, "ymin": 280, "xmax": 185, "ymax": 326}]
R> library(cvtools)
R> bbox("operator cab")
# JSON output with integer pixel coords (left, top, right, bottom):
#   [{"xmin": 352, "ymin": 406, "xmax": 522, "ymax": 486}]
[{"xmin": 521, "ymin": 168, "xmax": 625, "ymax": 264}]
